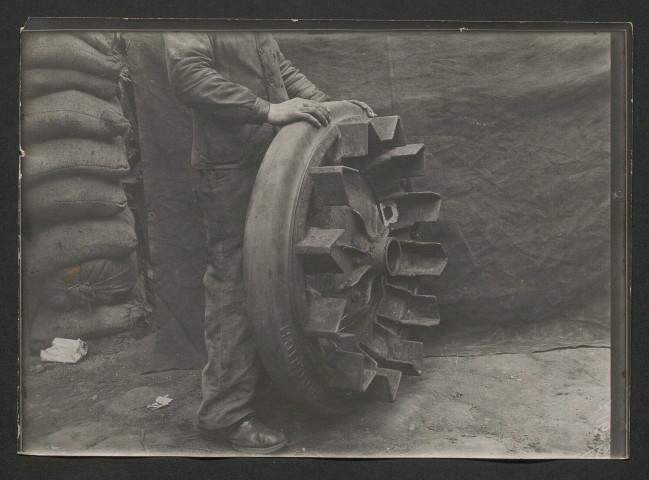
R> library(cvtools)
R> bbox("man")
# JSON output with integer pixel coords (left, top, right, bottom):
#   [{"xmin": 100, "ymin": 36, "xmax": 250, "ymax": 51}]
[{"xmin": 164, "ymin": 32, "xmax": 375, "ymax": 454}]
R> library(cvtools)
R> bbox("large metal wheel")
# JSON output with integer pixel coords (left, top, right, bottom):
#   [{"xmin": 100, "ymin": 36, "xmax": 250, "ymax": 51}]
[{"xmin": 244, "ymin": 101, "xmax": 446, "ymax": 412}]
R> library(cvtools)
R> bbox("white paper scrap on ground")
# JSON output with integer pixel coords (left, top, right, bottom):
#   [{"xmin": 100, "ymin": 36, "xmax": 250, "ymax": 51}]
[
  {"xmin": 40, "ymin": 338, "xmax": 88, "ymax": 364},
  {"xmin": 146, "ymin": 394, "xmax": 173, "ymax": 410}
]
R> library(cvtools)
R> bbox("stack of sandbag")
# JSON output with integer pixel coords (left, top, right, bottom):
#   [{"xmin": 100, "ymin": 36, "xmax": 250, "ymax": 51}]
[{"xmin": 21, "ymin": 32, "xmax": 145, "ymax": 350}]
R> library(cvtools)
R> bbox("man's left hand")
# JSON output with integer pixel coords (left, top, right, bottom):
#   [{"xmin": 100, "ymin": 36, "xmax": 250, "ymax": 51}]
[{"xmin": 344, "ymin": 100, "xmax": 377, "ymax": 118}]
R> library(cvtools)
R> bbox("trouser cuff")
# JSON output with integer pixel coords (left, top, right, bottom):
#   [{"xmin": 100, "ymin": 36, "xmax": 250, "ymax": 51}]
[{"xmin": 198, "ymin": 412, "xmax": 255, "ymax": 436}]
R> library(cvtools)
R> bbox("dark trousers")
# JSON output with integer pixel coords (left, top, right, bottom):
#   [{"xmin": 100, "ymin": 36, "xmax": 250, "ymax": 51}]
[{"xmin": 195, "ymin": 166, "xmax": 262, "ymax": 431}]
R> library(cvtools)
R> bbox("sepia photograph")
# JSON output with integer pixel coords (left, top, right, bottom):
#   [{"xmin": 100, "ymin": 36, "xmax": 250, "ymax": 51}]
[{"xmin": 18, "ymin": 21, "xmax": 629, "ymax": 458}]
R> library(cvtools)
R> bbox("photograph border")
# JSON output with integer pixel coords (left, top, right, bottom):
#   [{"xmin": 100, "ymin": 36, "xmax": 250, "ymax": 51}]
[
  {"xmin": 2, "ymin": 6, "xmax": 646, "ymax": 478},
  {"xmin": 19, "ymin": 17, "xmax": 633, "ymax": 460}
]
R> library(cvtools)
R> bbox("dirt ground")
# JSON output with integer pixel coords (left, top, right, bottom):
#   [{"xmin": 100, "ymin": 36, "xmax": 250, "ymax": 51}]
[{"xmin": 20, "ymin": 331, "xmax": 610, "ymax": 459}]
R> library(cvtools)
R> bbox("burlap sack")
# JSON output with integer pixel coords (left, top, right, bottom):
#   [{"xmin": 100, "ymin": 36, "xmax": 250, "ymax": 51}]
[
  {"xmin": 22, "ymin": 90, "xmax": 130, "ymax": 143},
  {"xmin": 74, "ymin": 32, "xmax": 114, "ymax": 55},
  {"xmin": 22, "ymin": 174, "xmax": 128, "ymax": 225},
  {"xmin": 29, "ymin": 300, "xmax": 147, "ymax": 352},
  {"xmin": 22, "ymin": 68, "xmax": 119, "ymax": 101},
  {"xmin": 22, "ymin": 32, "xmax": 123, "ymax": 78},
  {"xmin": 23, "ymin": 208, "xmax": 137, "ymax": 277},
  {"xmin": 37, "ymin": 252, "xmax": 138, "ymax": 311},
  {"xmin": 22, "ymin": 137, "xmax": 130, "ymax": 185}
]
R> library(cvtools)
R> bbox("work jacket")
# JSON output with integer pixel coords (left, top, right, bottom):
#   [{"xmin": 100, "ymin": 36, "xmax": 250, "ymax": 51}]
[{"xmin": 164, "ymin": 32, "xmax": 329, "ymax": 169}]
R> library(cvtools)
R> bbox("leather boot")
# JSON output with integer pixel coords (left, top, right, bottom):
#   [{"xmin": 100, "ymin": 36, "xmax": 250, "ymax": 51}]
[
  {"xmin": 199, "ymin": 416, "xmax": 288, "ymax": 454},
  {"xmin": 226, "ymin": 417, "xmax": 287, "ymax": 454}
]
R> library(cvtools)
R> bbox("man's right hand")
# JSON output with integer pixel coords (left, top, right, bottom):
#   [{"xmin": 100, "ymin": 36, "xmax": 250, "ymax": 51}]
[{"xmin": 267, "ymin": 98, "xmax": 330, "ymax": 128}]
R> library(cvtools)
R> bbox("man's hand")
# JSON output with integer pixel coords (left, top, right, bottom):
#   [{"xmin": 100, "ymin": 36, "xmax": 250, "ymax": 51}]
[
  {"xmin": 267, "ymin": 98, "xmax": 331, "ymax": 128},
  {"xmin": 344, "ymin": 100, "xmax": 377, "ymax": 118}
]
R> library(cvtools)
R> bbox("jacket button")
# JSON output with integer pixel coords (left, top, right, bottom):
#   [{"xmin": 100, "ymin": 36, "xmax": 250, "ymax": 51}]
[
  {"xmin": 259, "ymin": 47, "xmax": 265, "ymax": 55},
  {"xmin": 266, "ymin": 77, "xmax": 273, "ymax": 85}
]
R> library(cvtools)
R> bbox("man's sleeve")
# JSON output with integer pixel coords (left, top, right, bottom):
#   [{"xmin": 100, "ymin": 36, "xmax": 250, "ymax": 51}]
[
  {"xmin": 163, "ymin": 32, "xmax": 270, "ymax": 124},
  {"xmin": 274, "ymin": 40, "xmax": 330, "ymax": 102}
]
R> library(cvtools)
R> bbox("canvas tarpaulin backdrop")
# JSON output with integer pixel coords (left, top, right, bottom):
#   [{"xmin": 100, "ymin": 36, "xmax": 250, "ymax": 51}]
[
  {"xmin": 126, "ymin": 33, "xmax": 207, "ymax": 370},
  {"xmin": 126, "ymin": 31, "xmax": 610, "ymax": 368}
]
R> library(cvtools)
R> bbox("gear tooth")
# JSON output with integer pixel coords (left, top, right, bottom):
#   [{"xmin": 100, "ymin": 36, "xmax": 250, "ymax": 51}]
[
  {"xmin": 296, "ymin": 227, "xmax": 355, "ymax": 273},
  {"xmin": 361, "ymin": 348, "xmax": 380, "ymax": 391},
  {"xmin": 361, "ymin": 369, "xmax": 377, "ymax": 391},
  {"xmin": 392, "ymin": 221, "xmax": 442, "ymax": 244},
  {"xmin": 360, "ymin": 324, "xmax": 423, "ymax": 376},
  {"xmin": 364, "ymin": 367, "xmax": 402, "ymax": 402},
  {"xmin": 377, "ymin": 284, "xmax": 440, "ymax": 328},
  {"xmin": 309, "ymin": 167, "xmax": 385, "ymax": 238},
  {"xmin": 363, "ymin": 143, "xmax": 426, "ymax": 178},
  {"xmin": 335, "ymin": 265, "xmax": 373, "ymax": 290},
  {"xmin": 391, "ymin": 240, "xmax": 447, "ymax": 277},
  {"xmin": 368, "ymin": 116, "xmax": 406, "ymax": 149},
  {"xmin": 404, "ymin": 220, "xmax": 444, "ymax": 243},
  {"xmin": 386, "ymin": 276, "xmax": 419, "ymax": 294},
  {"xmin": 325, "ymin": 349, "xmax": 377, "ymax": 392},
  {"xmin": 343, "ymin": 174, "xmax": 386, "ymax": 238},
  {"xmin": 304, "ymin": 296, "xmax": 348, "ymax": 339},
  {"xmin": 308, "ymin": 165, "xmax": 359, "ymax": 206},
  {"xmin": 361, "ymin": 144, "xmax": 426, "ymax": 198},
  {"xmin": 409, "ymin": 293, "xmax": 440, "ymax": 326},
  {"xmin": 378, "ymin": 192, "xmax": 442, "ymax": 231},
  {"xmin": 336, "ymin": 120, "xmax": 369, "ymax": 160}
]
